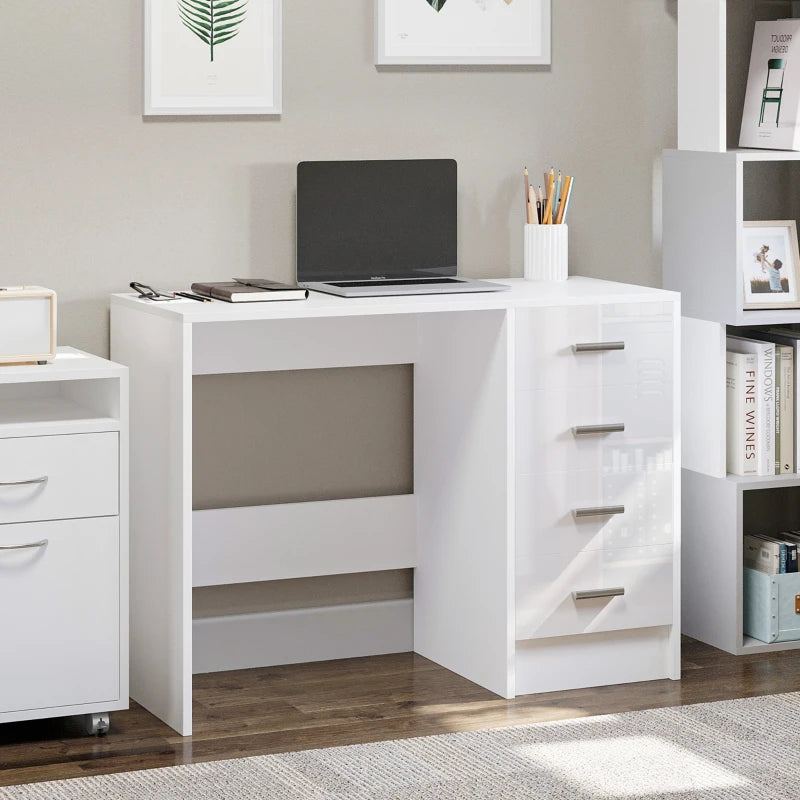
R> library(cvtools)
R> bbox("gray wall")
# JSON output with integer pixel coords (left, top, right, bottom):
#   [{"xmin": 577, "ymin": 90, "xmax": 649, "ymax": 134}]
[
  {"xmin": 1, "ymin": 0, "xmax": 677, "ymax": 352},
  {"xmin": 0, "ymin": 0, "xmax": 678, "ymax": 619}
]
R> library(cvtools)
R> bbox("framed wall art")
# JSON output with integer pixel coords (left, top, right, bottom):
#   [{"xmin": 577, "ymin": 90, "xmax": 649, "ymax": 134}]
[
  {"xmin": 144, "ymin": 0, "xmax": 282, "ymax": 116},
  {"xmin": 375, "ymin": 0, "xmax": 550, "ymax": 66},
  {"xmin": 742, "ymin": 220, "xmax": 800, "ymax": 309}
]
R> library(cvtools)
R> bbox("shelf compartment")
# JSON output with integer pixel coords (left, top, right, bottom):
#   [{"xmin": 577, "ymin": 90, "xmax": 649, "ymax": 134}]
[
  {"xmin": 0, "ymin": 378, "xmax": 122, "ymax": 438},
  {"xmin": 664, "ymin": 150, "xmax": 800, "ymax": 328}
]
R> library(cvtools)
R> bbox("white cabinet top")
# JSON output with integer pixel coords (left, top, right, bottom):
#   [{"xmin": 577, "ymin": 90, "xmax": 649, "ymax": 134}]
[
  {"xmin": 111, "ymin": 277, "xmax": 678, "ymax": 324},
  {"xmin": 0, "ymin": 347, "xmax": 126, "ymax": 386}
]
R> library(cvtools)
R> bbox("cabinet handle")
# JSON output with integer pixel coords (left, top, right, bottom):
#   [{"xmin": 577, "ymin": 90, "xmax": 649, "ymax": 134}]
[
  {"xmin": 573, "ymin": 423, "xmax": 625, "ymax": 436},
  {"xmin": 0, "ymin": 539, "xmax": 48, "ymax": 552},
  {"xmin": 0, "ymin": 476, "xmax": 48, "ymax": 487},
  {"xmin": 572, "ymin": 341, "xmax": 625, "ymax": 353},
  {"xmin": 573, "ymin": 587, "xmax": 625, "ymax": 601},
  {"xmin": 573, "ymin": 505, "xmax": 625, "ymax": 518}
]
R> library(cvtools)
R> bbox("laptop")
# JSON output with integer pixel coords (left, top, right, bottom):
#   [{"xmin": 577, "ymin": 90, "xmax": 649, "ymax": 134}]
[{"xmin": 296, "ymin": 159, "xmax": 507, "ymax": 297}]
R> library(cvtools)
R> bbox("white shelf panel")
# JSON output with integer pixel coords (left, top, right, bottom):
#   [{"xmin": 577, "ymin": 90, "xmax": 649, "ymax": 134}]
[
  {"xmin": 725, "ymin": 473, "xmax": 800, "ymax": 489},
  {"xmin": 0, "ymin": 397, "xmax": 120, "ymax": 438},
  {"xmin": 734, "ymin": 149, "xmax": 800, "ymax": 162},
  {"xmin": 0, "ymin": 347, "xmax": 126, "ymax": 384},
  {"xmin": 193, "ymin": 494, "xmax": 416, "ymax": 587},
  {"xmin": 740, "ymin": 636, "xmax": 800, "ymax": 654}
]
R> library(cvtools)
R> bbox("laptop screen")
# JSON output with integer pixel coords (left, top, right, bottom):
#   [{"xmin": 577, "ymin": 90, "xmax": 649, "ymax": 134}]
[{"xmin": 296, "ymin": 159, "xmax": 457, "ymax": 284}]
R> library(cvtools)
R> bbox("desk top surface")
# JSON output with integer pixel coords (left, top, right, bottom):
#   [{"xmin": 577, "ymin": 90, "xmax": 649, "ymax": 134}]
[{"xmin": 111, "ymin": 277, "xmax": 678, "ymax": 324}]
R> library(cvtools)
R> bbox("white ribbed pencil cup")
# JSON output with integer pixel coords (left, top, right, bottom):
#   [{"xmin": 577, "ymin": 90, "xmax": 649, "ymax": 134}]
[{"xmin": 523, "ymin": 224, "xmax": 568, "ymax": 281}]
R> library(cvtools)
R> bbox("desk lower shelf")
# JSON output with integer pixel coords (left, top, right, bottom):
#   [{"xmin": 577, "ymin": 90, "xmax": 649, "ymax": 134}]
[{"xmin": 192, "ymin": 494, "xmax": 416, "ymax": 587}]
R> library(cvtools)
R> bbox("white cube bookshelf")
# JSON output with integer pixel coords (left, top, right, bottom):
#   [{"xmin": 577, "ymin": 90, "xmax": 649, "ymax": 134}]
[{"xmin": 671, "ymin": 0, "xmax": 800, "ymax": 657}]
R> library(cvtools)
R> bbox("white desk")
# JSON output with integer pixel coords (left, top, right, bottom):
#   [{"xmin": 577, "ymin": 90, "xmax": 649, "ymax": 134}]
[{"xmin": 111, "ymin": 278, "xmax": 680, "ymax": 736}]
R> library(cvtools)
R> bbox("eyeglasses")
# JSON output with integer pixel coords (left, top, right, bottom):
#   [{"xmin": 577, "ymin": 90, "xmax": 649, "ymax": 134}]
[{"xmin": 130, "ymin": 281, "xmax": 174, "ymax": 301}]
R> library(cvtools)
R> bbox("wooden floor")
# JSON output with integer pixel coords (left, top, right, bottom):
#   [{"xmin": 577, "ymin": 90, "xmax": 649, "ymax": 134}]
[{"xmin": 1, "ymin": 636, "xmax": 799, "ymax": 788}]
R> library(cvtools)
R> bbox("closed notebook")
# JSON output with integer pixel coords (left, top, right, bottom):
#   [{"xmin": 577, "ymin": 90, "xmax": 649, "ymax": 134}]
[{"xmin": 191, "ymin": 280, "xmax": 308, "ymax": 303}]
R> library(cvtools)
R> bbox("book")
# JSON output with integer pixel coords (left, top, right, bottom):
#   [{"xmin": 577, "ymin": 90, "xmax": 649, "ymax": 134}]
[
  {"xmin": 739, "ymin": 19, "xmax": 800, "ymax": 150},
  {"xmin": 727, "ymin": 336, "xmax": 774, "ymax": 475},
  {"xmin": 745, "ymin": 534, "xmax": 781, "ymax": 574},
  {"xmin": 190, "ymin": 279, "xmax": 308, "ymax": 303},
  {"xmin": 778, "ymin": 344, "xmax": 795, "ymax": 472},
  {"xmin": 726, "ymin": 350, "xmax": 759, "ymax": 475}
]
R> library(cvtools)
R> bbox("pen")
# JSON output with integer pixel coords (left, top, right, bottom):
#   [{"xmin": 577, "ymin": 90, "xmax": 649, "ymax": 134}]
[
  {"xmin": 553, "ymin": 170, "xmax": 562, "ymax": 222},
  {"xmin": 536, "ymin": 186, "xmax": 543, "ymax": 224},
  {"xmin": 174, "ymin": 291, "xmax": 213, "ymax": 302}
]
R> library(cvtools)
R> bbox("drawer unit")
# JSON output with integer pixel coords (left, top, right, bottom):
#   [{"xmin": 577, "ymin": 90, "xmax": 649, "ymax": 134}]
[
  {"xmin": 515, "ymin": 544, "xmax": 673, "ymax": 640},
  {"xmin": 516, "ymin": 468, "xmax": 674, "ymax": 559},
  {"xmin": 516, "ymin": 302, "xmax": 673, "ymax": 391},
  {"xmin": 0, "ymin": 433, "xmax": 118, "ymax": 524},
  {"xmin": 516, "ymin": 382, "xmax": 673, "ymax": 475},
  {"xmin": 0, "ymin": 517, "xmax": 120, "ymax": 712},
  {"xmin": 0, "ymin": 348, "xmax": 127, "ymax": 732}
]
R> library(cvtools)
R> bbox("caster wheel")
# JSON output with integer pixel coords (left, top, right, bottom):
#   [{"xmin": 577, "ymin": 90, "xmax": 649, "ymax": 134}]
[{"xmin": 84, "ymin": 712, "xmax": 110, "ymax": 736}]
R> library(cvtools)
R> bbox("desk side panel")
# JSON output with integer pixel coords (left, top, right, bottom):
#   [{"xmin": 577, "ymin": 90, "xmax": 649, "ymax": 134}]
[
  {"xmin": 111, "ymin": 304, "xmax": 192, "ymax": 735},
  {"xmin": 414, "ymin": 309, "xmax": 514, "ymax": 698}
]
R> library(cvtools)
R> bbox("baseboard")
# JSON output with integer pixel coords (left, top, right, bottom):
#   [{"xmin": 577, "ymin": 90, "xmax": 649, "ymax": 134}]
[{"xmin": 192, "ymin": 598, "xmax": 414, "ymax": 674}]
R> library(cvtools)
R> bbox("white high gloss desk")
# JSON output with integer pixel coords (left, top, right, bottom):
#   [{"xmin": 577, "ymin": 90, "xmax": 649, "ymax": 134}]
[{"xmin": 111, "ymin": 277, "xmax": 681, "ymax": 736}]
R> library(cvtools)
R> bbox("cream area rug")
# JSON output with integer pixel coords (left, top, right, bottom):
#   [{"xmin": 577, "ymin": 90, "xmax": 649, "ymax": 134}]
[{"xmin": 4, "ymin": 693, "xmax": 800, "ymax": 799}]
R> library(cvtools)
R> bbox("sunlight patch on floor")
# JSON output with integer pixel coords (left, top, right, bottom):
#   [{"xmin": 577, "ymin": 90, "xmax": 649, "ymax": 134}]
[{"xmin": 516, "ymin": 735, "xmax": 749, "ymax": 796}]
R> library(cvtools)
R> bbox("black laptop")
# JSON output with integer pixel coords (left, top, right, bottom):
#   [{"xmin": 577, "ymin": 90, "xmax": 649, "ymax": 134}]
[{"xmin": 296, "ymin": 159, "xmax": 506, "ymax": 297}]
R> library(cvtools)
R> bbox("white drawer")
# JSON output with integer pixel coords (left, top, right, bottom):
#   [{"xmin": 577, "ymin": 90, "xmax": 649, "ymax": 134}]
[
  {"xmin": 516, "ymin": 302, "xmax": 674, "ymax": 391},
  {"xmin": 516, "ymin": 382, "xmax": 673, "ymax": 475},
  {"xmin": 0, "ymin": 433, "xmax": 118, "ymax": 524},
  {"xmin": 516, "ymin": 468, "xmax": 674, "ymax": 559},
  {"xmin": 0, "ymin": 517, "xmax": 119, "ymax": 712},
  {"xmin": 515, "ymin": 544, "xmax": 673, "ymax": 640}
]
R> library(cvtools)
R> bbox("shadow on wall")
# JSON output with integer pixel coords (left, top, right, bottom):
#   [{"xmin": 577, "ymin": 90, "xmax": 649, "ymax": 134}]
[{"xmin": 249, "ymin": 163, "xmax": 297, "ymax": 283}]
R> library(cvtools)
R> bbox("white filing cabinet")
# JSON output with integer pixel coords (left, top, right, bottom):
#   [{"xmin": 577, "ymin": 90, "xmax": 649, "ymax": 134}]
[
  {"xmin": 0, "ymin": 348, "xmax": 128, "ymax": 734},
  {"xmin": 514, "ymin": 300, "xmax": 679, "ymax": 693}
]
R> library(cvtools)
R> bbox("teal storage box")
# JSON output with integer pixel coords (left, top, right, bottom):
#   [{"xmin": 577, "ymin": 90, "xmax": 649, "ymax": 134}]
[{"xmin": 743, "ymin": 567, "xmax": 800, "ymax": 643}]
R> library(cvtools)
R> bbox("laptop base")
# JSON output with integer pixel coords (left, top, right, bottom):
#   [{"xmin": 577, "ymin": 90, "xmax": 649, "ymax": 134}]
[{"xmin": 302, "ymin": 278, "xmax": 508, "ymax": 298}]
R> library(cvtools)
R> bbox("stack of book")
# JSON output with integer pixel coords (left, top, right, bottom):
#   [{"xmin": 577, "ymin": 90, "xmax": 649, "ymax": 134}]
[
  {"xmin": 744, "ymin": 532, "xmax": 800, "ymax": 574},
  {"xmin": 726, "ymin": 331, "xmax": 797, "ymax": 475}
]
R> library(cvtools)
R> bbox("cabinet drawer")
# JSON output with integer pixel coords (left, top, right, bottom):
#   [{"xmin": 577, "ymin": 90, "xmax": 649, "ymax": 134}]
[
  {"xmin": 0, "ymin": 433, "xmax": 118, "ymax": 524},
  {"xmin": 516, "ymin": 382, "xmax": 673, "ymax": 475},
  {"xmin": 516, "ymin": 303, "xmax": 674, "ymax": 391},
  {"xmin": 0, "ymin": 517, "xmax": 119, "ymax": 713},
  {"xmin": 516, "ymin": 544, "xmax": 673, "ymax": 640},
  {"xmin": 516, "ymin": 468, "xmax": 674, "ymax": 560}
]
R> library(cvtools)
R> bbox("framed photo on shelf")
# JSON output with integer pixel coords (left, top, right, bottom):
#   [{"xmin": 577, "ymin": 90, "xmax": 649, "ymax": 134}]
[
  {"xmin": 742, "ymin": 221, "xmax": 800, "ymax": 309},
  {"xmin": 375, "ymin": 0, "xmax": 551, "ymax": 65},
  {"xmin": 144, "ymin": 0, "xmax": 282, "ymax": 116}
]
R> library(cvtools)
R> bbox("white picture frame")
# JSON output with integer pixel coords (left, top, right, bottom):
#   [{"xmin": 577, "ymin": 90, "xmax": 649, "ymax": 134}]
[
  {"xmin": 375, "ymin": 0, "xmax": 550, "ymax": 66},
  {"xmin": 144, "ymin": 0, "xmax": 282, "ymax": 116},
  {"xmin": 742, "ymin": 220, "xmax": 800, "ymax": 309}
]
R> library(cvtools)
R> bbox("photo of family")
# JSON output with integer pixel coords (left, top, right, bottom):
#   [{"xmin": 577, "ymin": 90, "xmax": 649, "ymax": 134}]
[{"xmin": 742, "ymin": 221, "xmax": 800, "ymax": 309}]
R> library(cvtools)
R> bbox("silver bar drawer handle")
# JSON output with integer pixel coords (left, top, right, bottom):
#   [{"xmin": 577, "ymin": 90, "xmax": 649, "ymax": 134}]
[
  {"xmin": 573, "ymin": 587, "xmax": 625, "ymax": 601},
  {"xmin": 573, "ymin": 505, "xmax": 625, "ymax": 518},
  {"xmin": 0, "ymin": 476, "xmax": 48, "ymax": 487},
  {"xmin": 0, "ymin": 539, "xmax": 48, "ymax": 552},
  {"xmin": 573, "ymin": 423, "xmax": 625, "ymax": 436},
  {"xmin": 572, "ymin": 341, "xmax": 625, "ymax": 353}
]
